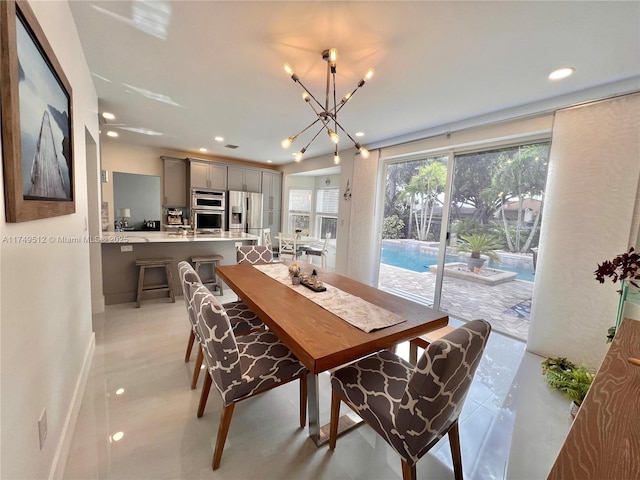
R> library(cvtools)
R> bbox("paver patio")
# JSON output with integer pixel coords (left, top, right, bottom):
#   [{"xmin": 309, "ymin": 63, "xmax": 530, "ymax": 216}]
[{"xmin": 378, "ymin": 263, "xmax": 532, "ymax": 340}]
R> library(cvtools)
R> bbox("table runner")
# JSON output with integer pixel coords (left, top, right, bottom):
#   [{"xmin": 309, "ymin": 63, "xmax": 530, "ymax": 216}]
[{"xmin": 253, "ymin": 263, "xmax": 406, "ymax": 332}]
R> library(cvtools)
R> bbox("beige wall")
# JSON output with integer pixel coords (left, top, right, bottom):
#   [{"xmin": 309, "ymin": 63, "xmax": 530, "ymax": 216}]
[{"xmin": 0, "ymin": 2, "xmax": 100, "ymax": 478}]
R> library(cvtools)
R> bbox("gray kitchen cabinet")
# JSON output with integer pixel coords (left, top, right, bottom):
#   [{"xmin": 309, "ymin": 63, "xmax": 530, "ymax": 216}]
[
  {"xmin": 161, "ymin": 156, "xmax": 187, "ymax": 206},
  {"xmin": 263, "ymin": 209, "xmax": 281, "ymax": 237},
  {"xmin": 261, "ymin": 171, "xmax": 282, "ymax": 211},
  {"xmin": 188, "ymin": 159, "xmax": 227, "ymax": 191},
  {"xmin": 227, "ymin": 166, "xmax": 262, "ymax": 192}
]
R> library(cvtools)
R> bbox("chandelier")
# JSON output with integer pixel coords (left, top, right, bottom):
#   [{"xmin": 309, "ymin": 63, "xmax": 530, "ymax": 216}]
[{"xmin": 281, "ymin": 48, "xmax": 373, "ymax": 164}]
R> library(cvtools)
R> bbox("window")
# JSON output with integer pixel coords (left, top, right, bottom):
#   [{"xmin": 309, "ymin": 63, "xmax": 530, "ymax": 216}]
[
  {"xmin": 288, "ymin": 189, "xmax": 312, "ymax": 232},
  {"xmin": 316, "ymin": 187, "xmax": 339, "ymax": 239}
]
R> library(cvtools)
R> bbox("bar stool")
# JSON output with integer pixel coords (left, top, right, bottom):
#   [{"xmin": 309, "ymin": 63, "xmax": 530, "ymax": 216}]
[
  {"xmin": 408, "ymin": 325, "xmax": 456, "ymax": 365},
  {"xmin": 190, "ymin": 254, "xmax": 223, "ymax": 295},
  {"xmin": 135, "ymin": 258, "xmax": 176, "ymax": 308}
]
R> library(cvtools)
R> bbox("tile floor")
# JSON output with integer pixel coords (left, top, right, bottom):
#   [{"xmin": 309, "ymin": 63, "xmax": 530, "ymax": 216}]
[{"xmin": 63, "ymin": 293, "xmax": 573, "ymax": 480}]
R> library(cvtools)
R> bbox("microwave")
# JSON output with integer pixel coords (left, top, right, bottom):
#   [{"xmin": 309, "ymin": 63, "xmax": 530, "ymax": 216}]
[
  {"xmin": 192, "ymin": 189, "xmax": 225, "ymax": 210},
  {"xmin": 193, "ymin": 209, "xmax": 225, "ymax": 232}
]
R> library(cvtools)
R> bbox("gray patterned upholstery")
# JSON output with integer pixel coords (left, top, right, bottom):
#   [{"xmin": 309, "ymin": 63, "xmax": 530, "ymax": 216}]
[
  {"xmin": 330, "ymin": 319, "xmax": 491, "ymax": 479},
  {"xmin": 236, "ymin": 245, "xmax": 273, "ymax": 264},
  {"xmin": 178, "ymin": 261, "xmax": 262, "ymax": 339},
  {"xmin": 189, "ymin": 283, "xmax": 308, "ymax": 469}
]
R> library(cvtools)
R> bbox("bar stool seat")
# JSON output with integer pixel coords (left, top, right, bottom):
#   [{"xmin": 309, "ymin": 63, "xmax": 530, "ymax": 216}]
[
  {"xmin": 190, "ymin": 254, "xmax": 224, "ymax": 295},
  {"xmin": 135, "ymin": 258, "xmax": 176, "ymax": 308},
  {"xmin": 408, "ymin": 325, "xmax": 455, "ymax": 365}
]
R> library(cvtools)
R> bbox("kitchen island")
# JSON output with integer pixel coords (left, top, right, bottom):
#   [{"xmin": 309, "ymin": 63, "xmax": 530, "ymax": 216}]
[{"xmin": 101, "ymin": 231, "xmax": 259, "ymax": 305}]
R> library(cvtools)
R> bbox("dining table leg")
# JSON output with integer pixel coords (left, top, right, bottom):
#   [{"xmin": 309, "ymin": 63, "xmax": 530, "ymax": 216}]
[{"xmin": 307, "ymin": 372, "xmax": 362, "ymax": 447}]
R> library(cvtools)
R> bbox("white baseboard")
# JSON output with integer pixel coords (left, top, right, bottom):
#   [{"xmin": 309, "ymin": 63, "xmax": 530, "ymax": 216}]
[{"xmin": 49, "ymin": 332, "xmax": 96, "ymax": 480}]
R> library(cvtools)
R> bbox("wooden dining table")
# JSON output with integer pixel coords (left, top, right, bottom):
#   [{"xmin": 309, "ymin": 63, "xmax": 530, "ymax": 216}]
[{"xmin": 216, "ymin": 262, "xmax": 449, "ymax": 446}]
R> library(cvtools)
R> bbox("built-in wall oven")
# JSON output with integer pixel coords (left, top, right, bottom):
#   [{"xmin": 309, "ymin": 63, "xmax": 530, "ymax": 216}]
[
  {"xmin": 192, "ymin": 189, "xmax": 225, "ymax": 210},
  {"xmin": 192, "ymin": 189, "xmax": 226, "ymax": 232},
  {"xmin": 192, "ymin": 209, "xmax": 225, "ymax": 232}
]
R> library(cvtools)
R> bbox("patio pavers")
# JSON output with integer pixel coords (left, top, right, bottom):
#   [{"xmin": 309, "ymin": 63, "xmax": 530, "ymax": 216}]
[{"xmin": 378, "ymin": 263, "xmax": 531, "ymax": 340}]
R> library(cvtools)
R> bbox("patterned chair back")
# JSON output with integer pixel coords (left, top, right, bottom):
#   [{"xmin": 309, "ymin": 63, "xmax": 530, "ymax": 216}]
[
  {"xmin": 178, "ymin": 261, "xmax": 202, "ymax": 329},
  {"xmin": 236, "ymin": 245, "xmax": 273, "ymax": 264},
  {"xmin": 190, "ymin": 283, "xmax": 242, "ymax": 402},
  {"xmin": 396, "ymin": 319, "xmax": 491, "ymax": 462}
]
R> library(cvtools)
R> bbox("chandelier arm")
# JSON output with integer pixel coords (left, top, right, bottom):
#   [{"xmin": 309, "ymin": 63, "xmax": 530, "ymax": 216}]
[
  {"xmin": 293, "ymin": 77, "xmax": 326, "ymax": 112},
  {"xmin": 334, "ymin": 83, "xmax": 365, "ymax": 116},
  {"xmin": 301, "ymin": 124, "xmax": 326, "ymax": 152},
  {"xmin": 333, "ymin": 118, "xmax": 361, "ymax": 147},
  {"xmin": 305, "ymin": 101, "xmax": 335, "ymax": 137},
  {"xmin": 332, "ymin": 70, "xmax": 339, "ymax": 139},
  {"xmin": 290, "ymin": 117, "xmax": 322, "ymax": 141}
]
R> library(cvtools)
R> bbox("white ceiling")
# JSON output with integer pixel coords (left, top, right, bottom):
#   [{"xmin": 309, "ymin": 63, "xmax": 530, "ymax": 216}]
[{"xmin": 69, "ymin": 1, "xmax": 640, "ymax": 166}]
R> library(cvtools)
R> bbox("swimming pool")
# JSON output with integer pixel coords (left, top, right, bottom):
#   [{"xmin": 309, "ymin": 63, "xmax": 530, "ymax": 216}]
[{"xmin": 380, "ymin": 241, "xmax": 535, "ymax": 282}]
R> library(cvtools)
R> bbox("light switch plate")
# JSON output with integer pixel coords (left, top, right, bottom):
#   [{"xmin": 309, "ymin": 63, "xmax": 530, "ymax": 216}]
[{"xmin": 121, "ymin": 245, "xmax": 133, "ymax": 252}]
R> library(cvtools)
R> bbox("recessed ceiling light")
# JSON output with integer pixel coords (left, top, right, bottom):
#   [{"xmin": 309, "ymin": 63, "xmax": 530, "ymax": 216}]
[
  {"xmin": 199, "ymin": 148, "xmax": 207, "ymax": 152},
  {"xmin": 115, "ymin": 388, "xmax": 125, "ymax": 395},
  {"xmin": 106, "ymin": 130, "xmax": 118, "ymax": 137},
  {"xmin": 548, "ymin": 67, "xmax": 575, "ymax": 80},
  {"xmin": 266, "ymin": 160, "xmax": 273, "ymax": 163},
  {"xmin": 214, "ymin": 136, "xmax": 224, "ymax": 142},
  {"xmin": 102, "ymin": 112, "xmax": 115, "ymax": 120},
  {"xmin": 110, "ymin": 431, "xmax": 124, "ymax": 442},
  {"xmin": 355, "ymin": 132, "xmax": 365, "ymax": 137}
]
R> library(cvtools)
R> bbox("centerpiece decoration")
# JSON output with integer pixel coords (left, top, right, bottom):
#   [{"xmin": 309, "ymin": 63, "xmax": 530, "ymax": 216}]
[
  {"xmin": 288, "ymin": 262, "xmax": 301, "ymax": 285},
  {"xmin": 541, "ymin": 357, "xmax": 595, "ymax": 418}
]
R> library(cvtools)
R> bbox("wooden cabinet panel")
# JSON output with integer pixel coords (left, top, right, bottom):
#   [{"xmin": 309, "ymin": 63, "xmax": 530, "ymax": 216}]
[
  {"xmin": 189, "ymin": 161, "xmax": 210, "ymax": 189},
  {"xmin": 208, "ymin": 164, "xmax": 227, "ymax": 191},
  {"xmin": 162, "ymin": 157, "xmax": 187, "ymax": 206}
]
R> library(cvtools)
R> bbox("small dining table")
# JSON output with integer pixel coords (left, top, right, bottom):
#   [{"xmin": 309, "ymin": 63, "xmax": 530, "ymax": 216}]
[{"xmin": 216, "ymin": 262, "xmax": 449, "ymax": 446}]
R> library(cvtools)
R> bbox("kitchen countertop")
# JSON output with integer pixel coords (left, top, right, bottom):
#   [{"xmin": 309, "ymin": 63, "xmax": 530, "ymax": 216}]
[{"xmin": 101, "ymin": 231, "xmax": 259, "ymax": 244}]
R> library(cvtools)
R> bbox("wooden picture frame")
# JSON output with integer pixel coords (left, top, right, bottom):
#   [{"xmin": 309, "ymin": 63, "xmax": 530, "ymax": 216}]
[{"xmin": 0, "ymin": 0, "xmax": 74, "ymax": 222}]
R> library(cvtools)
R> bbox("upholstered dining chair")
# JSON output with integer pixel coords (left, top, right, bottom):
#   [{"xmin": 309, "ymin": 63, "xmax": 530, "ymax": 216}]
[
  {"xmin": 304, "ymin": 232, "xmax": 330, "ymax": 269},
  {"xmin": 189, "ymin": 283, "xmax": 308, "ymax": 470},
  {"xmin": 236, "ymin": 245, "xmax": 273, "ymax": 264},
  {"xmin": 329, "ymin": 319, "xmax": 491, "ymax": 480},
  {"xmin": 278, "ymin": 232, "xmax": 302, "ymax": 261},
  {"xmin": 178, "ymin": 261, "xmax": 263, "ymax": 390}
]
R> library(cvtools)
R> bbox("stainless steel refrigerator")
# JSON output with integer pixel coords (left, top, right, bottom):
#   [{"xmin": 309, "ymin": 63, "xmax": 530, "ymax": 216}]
[{"xmin": 227, "ymin": 191, "xmax": 264, "ymax": 237}]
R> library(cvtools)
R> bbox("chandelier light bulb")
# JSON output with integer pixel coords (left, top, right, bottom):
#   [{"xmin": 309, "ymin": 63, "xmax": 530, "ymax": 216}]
[
  {"xmin": 328, "ymin": 130, "xmax": 340, "ymax": 144},
  {"xmin": 302, "ymin": 92, "xmax": 310, "ymax": 102},
  {"xmin": 284, "ymin": 64, "xmax": 293, "ymax": 76},
  {"xmin": 356, "ymin": 143, "xmax": 370, "ymax": 158},
  {"xmin": 294, "ymin": 151, "xmax": 303, "ymax": 162},
  {"xmin": 364, "ymin": 68, "xmax": 375, "ymax": 81},
  {"xmin": 341, "ymin": 92, "xmax": 352, "ymax": 104},
  {"xmin": 334, "ymin": 153, "xmax": 341, "ymax": 165},
  {"xmin": 281, "ymin": 137, "xmax": 294, "ymax": 149},
  {"xmin": 328, "ymin": 48, "xmax": 338, "ymax": 64}
]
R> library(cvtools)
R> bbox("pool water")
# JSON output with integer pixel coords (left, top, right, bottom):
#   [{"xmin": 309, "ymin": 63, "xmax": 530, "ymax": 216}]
[{"xmin": 380, "ymin": 244, "xmax": 535, "ymax": 282}]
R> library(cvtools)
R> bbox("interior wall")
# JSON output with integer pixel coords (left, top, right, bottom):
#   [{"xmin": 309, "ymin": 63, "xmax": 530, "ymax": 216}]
[
  {"xmin": 0, "ymin": 1, "xmax": 99, "ymax": 479},
  {"xmin": 528, "ymin": 93, "xmax": 640, "ymax": 367}
]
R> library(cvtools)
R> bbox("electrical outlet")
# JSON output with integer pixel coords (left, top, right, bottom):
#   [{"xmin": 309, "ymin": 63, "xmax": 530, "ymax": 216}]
[
  {"xmin": 120, "ymin": 245, "xmax": 133, "ymax": 252},
  {"xmin": 38, "ymin": 408, "xmax": 47, "ymax": 450}
]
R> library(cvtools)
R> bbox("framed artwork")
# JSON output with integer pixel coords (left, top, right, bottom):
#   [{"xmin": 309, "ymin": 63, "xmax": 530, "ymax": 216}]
[{"xmin": 0, "ymin": 0, "xmax": 74, "ymax": 222}]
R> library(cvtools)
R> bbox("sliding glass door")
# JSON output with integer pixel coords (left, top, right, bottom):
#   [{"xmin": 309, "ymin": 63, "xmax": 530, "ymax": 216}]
[
  {"xmin": 377, "ymin": 142, "xmax": 550, "ymax": 340},
  {"xmin": 378, "ymin": 154, "xmax": 449, "ymax": 306}
]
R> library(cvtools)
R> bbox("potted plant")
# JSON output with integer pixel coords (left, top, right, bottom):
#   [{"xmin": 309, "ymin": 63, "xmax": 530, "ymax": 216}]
[
  {"xmin": 541, "ymin": 357, "xmax": 595, "ymax": 418},
  {"xmin": 452, "ymin": 233, "xmax": 502, "ymax": 271},
  {"xmin": 594, "ymin": 246, "xmax": 640, "ymax": 341}
]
